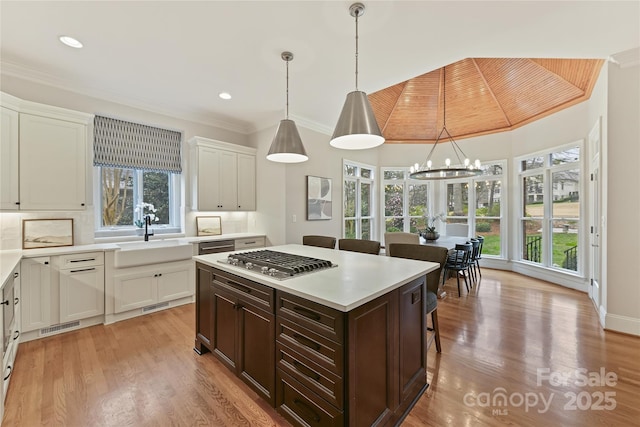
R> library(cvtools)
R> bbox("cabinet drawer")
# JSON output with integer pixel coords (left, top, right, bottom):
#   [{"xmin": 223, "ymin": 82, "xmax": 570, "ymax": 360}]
[
  {"xmin": 234, "ymin": 237, "xmax": 265, "ymax": 250},
  {"xmin": 212, "ymin": 268, "xmax": 274, "ymax": 312},
  {"xmin": 277, "ymin": 317, "xmax": 343, "ymax": 376},
  {"xmin": 277, "ymin": 342, "xmax": 343, "ymax": 410},
  {"xmin": 58, "ymin": 252, "xmax": 104, "ymax": 269},
  {"xmin": 277, "ymin": 370, "xmax": 343, "ymax": 427},
  {"xmin": 277, "ymin": 291, "xmax": 344, "ymax": 344}
]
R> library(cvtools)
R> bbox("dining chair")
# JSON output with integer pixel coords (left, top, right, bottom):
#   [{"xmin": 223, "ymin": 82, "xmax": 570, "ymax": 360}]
[
  {"xmin": 338, "ymin": 238, "xmax": 381, "ymax": 255},
  {"xmin": 445, "ymin": 223, "xmax": 469, "ymax": 237},
  {"xmin": 302, "ymin": 235, "xmax": 337, "ymax": 249},
  {"xmin": 388, "ymin": 243, "xmax": 448, "ymax": 353},
  {"xmin": 383, "ymin": 232, "xmax": 419, "ymax": 256},
  {"xmin": 468, "ymin": 238, "xmax": 481, "ymax": 284},
  {"xmin": 474, "ymin": 235, "xmax": 484, "ymax": 279},
  {"xmin": 442, "ymin": 243, "xmax": 473, "ymax": 297}
]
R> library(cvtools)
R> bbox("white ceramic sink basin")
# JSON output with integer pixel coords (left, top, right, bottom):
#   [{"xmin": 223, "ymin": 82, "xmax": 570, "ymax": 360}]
[{"xmin": 114, "ymin": 240, "xmax": 193, "ymax": 268}]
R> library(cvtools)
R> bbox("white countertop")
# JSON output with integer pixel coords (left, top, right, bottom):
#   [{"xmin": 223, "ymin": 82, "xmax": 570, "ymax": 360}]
[
  {"xmin": 193, "ymin": 244, "xmax": 438, "ymax": 312},
  {"xmin": 0, "ymin": 232, "xmax": 266, "ymax": 287}
]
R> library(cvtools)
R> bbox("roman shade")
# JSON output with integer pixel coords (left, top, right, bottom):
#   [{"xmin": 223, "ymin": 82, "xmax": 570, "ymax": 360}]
[{"xmin": 94, "ymin": 115, "xmax": 182, "ymax": 173}]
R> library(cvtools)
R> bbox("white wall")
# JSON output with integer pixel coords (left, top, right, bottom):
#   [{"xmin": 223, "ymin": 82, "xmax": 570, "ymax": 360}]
[{"xmin": 605, "ymin": 59, "xmax": 640, "ymax": 335}]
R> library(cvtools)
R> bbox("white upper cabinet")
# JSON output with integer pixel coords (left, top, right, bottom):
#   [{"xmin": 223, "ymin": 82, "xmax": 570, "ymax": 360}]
[
  {"xmin": 0, "ymin": 92, "xmax": 94, "ymax": 211},
  {"xmin": 0, "ymin": 104, "xmax": 19, "ymax": 210},
  {"xmin": 189, "ymin": 137, "xmax": 256, "ymax": 211},
  {"xmin": 19, "ymin": 114, "xmax": 88, "ymax": 210}
]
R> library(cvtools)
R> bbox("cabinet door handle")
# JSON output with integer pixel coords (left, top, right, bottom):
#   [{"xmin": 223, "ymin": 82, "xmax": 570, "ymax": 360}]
[
  {"xmin": 69, "ymin": 268, "xmax": 96, "ymax": 273},
  {"xmin": 14, "ymin": 297, "xmax": 19, "ymax": 306},
  {"xmin": 292, "ymin": 333, "xmax": 321, "ymax": 351},
  {"xmin": 4, "ymin": 365, "xmax": 12, "ymax": 381},
  {"xmin": 411, "ymin": 290, "xmax": 421, "ymax": 304},
  {"xmin": 13, "ymin": 330, "xmax": 19, "ymax": 341},
  {"xmin": 293, "ymin": 361, "xmax": 321, "ymax": 381},
  {"xmin": 15, "ymin": 202, "xmax": 20, "ymax": 205},
  {"xmin": 81, "ymin": 203, "xmax": 85, "ymax": 206},
  {"xmin": 1, "ymin": 300, "xmax": 9, "ymax": 306},
  {"xmin": 44, "ymin": 261, "xmax": 49, "ymax": 265},
  {"xmin": 292, "ymin": 306, "xmax": 321, "ymax": 321},
  {"xmin": 13, "ymin": 272, "xmax": 19, "ymax": 279},
  {"xmin": 292, "ymin": 398, "xmax": 321, "ymax": 422}
]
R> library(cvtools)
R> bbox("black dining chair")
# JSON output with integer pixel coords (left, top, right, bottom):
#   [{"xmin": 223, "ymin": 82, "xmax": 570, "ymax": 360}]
[
  {"xmin": 338, "ymin": 238, "xmax": 381, "ymax": 255},
  {"xmin": 388, "ymin": 243, "xmax": 448, "ymax": 353},
  {"xmin": 302, "ymin": 235, "xmax": 337, "ymax": 249},
  {"xmin": 473, "ymin": 235, "xmax": 485, "ymax": 279},
  {"xmin": 468, "ymin": 238, "xmax": 481, "ymax": 285},
  {"xmin": 442, "ymin": 243, "xmax": 473, "ymax": 297}
]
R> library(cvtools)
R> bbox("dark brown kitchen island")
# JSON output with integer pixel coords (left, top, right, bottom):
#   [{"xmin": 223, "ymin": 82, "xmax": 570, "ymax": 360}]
[{"xmin": 193, "ymin": 244, "xmax": 438, "ymax": 426}]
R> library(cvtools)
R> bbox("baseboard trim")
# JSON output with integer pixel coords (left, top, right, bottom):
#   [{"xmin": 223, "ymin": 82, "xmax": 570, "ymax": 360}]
[{"xmin": 604, "ymin": 312, "xmax": 640, "ymax": 336}]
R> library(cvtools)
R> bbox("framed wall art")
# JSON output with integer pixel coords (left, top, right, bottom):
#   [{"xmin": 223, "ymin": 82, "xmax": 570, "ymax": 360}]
[
  {"xmin": 196, "ymin": 216, "xmax": 222, "ymax": 236},
  {"xmin": 22, "ymin": 218, "xmax": 74, "ymax": 249},
  {"xmin": 307, "ymin": 175, "xmax": 332, "ymax": 220}
]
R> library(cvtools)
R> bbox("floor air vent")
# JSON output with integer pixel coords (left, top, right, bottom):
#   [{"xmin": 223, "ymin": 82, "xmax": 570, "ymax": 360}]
[
  {"xmin": 40, "ymin": 321, "xmax": 80, "ymax": 336},
  {"xmin": 142, "ymin": 302, "xmax": 169, "ymax": 313}
]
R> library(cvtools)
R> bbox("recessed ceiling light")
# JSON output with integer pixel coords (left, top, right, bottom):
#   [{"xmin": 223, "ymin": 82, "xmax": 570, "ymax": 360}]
[
  {"xmin": 219, "ymin": 92, "xmax": 232, "ymax": 100},
  {"xmin": 59, "ymin": 36, "xmax": 83, "ymax": 49}
]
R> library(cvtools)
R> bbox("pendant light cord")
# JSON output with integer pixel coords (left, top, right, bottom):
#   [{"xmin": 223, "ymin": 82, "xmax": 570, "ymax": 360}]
[
  {"xmin": 355, "ymin": 9, "xmax": 359, "ymax": 91},
  {"xmin": 285, "ymin": 58, "xmax": 290, "ymax": 119}
]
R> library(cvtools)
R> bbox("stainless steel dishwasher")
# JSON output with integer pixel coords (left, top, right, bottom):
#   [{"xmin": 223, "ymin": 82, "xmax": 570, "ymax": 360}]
[{"xmin": 198, "ymin": 240, "xmax": 235, "ymax": 255}]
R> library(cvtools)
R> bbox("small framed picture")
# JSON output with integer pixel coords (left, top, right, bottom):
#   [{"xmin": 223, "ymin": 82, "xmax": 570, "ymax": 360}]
[
  {"xmin": 307, "ymin": 175, "xmax": 332, "ymax": 220},
  {"xmin": 22, "ymin": 219, "xmax": 74, "ymax": 249},
  {"xmin": 196, "ymin": 216, "xmax": 222, "ymax": 236}
]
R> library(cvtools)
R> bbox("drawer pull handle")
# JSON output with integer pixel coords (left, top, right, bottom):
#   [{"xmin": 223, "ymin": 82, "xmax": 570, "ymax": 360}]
[
  {"xmin": 200, "ymin": 245, "xmax": 234, "ymax": 251},
  {"xmin": 293, "ymin": 398, "xmax": 321, "ymax": 422},
  {"xmin": 292, "ymin": 333, "xmax": 321, "ymax": 351},
  {"xmin": 243, "ymin": 241, "xmax": 256, "ymax": 245},
  {"xmin": 70, "ymin": 268, "xmax": 96, "ymax": 273},
  {"xmin": 227, "ymin": 280, "xmax": 251, "ymax": 293},
  {"xmin": 292, "ymin": 306, "xmax": 321, "ymax": 321},
  {"xmin": 70, "ymin": 258, "xmax": 95, "ymax": 263},
  {"xmin": 4, "ymin": 365, "xmax": 11, "ymax": 381},
  {"xmin": 293, "ymin": 361, "xmax": 320, "ymax": 381}
]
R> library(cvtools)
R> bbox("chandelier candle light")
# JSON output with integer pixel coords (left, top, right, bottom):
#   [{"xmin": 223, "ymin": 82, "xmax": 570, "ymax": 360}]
[
  {"xmin": 409, "ymin": 66, "xmax": 481, "ymax": 180},
  {"xmin": 330, "ymin": 2, "xmax": 384, "ymax": 150},
  {"xmin": 267, "ymin": 51, "xmax": 308, "ymax": 163}
]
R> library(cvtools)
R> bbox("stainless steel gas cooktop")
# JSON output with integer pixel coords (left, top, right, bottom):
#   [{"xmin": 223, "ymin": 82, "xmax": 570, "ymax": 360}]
[{"xmin": 218, "ymin": 249, "xmax": 337, "ymax": 280}]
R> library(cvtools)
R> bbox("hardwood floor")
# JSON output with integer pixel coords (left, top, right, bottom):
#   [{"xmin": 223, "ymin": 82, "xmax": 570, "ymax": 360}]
[{"xmin": 3, "ymin": 269, "xmax": 639, "ymax": 426}]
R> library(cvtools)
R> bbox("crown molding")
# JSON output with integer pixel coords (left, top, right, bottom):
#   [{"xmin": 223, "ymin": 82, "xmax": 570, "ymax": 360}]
[
  {"xmin": 610, "ymin": 47, "xmax": 640, "ymax": 69},
  {"xmin": 0, "ymin": 60, "xmax": 252, "ymax": 135}
]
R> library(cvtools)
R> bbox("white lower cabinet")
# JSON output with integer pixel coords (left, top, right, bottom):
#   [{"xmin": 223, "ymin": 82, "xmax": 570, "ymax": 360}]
[
  {"xmin": 113, "ymin": 260, "xmax": 192, "ymax": 314},
  {"xmin": 21, "ymin": 252, "xmax": 104, "ymax": 341},
  {"xmin": 20, "ymin": 257, "xmax": 51, "ymax": 333},
  {"xmin": 1, "ymin": 261, "xmax": 20, "ymax": 422},
  {"xmin": 59, "ymin": 265, "xmax": 105, "ymax": 323}
]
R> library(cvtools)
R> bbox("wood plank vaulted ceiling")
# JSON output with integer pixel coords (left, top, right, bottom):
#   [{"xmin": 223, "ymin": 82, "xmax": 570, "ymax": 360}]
[{"xmin": 370, "ymin": 58, "xmax": 604, "ymax": 144}]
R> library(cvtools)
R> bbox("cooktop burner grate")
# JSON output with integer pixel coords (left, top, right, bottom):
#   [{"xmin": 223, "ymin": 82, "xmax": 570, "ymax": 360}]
[{"xmin": 220, "ymin": 250, "xmax": 336, "ymax": 279}]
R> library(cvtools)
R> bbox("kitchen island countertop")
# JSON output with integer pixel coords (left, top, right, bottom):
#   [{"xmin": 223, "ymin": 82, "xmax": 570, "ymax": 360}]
[{"xmin": 193, "ymin": 243, "xmax": 438, "ymax": 312}]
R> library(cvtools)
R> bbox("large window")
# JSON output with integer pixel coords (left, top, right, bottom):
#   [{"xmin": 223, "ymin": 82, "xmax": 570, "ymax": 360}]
[
  {"xmin": 381, "ymin": 168, "xmax": 430, "ymax": 237},
  {"xmin": 96, "ymin": 167, "xmax": 180, "ymax": 237},
  {"xmin": 518, "ymin": 144, "xmax": 581, "ymax": 273},
  {"xmin": 440, "ymin": 162, "xmax": 505, "ymax": 257},
  {"xmin": 93, "ymin": 115, "xmax": 182, "ymax": 237},
  {"xmin": 343, "ymin": 161, "xmax": 375, "ymax": 240}
]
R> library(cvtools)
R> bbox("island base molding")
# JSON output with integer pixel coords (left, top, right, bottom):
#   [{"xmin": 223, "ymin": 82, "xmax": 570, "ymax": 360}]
[{"xmin": 194, "ymin": 262, "xmax": 428, "ymax": 426}]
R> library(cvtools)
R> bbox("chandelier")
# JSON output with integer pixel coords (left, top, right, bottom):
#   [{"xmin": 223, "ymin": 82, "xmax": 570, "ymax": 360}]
[{"xmin": 409, "ymin": 66, "xmax": 481, "ymax": 180}]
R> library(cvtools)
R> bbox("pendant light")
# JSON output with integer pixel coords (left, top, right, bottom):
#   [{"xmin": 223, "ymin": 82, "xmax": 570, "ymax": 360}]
[
  {"xmin": 267, "ymin": 51, "xmax": 308, "ymax": 163},
  {"xmin": 330, "ymin": 2, "xmax": 384, "ymax": 150},
  {"xmin": 409, "ymin": 66, "xmax": 481, "ymax": 180}
]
